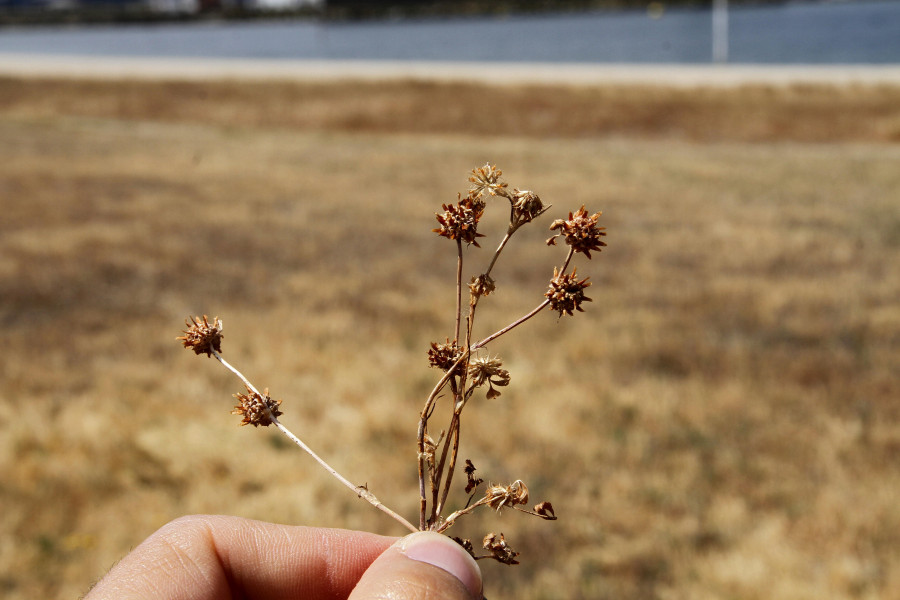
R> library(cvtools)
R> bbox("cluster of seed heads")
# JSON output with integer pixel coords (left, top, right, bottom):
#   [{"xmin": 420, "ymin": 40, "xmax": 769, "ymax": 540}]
[{"xmin": 176, "ymin": 163, "xmax": 606, "ymax": 567}]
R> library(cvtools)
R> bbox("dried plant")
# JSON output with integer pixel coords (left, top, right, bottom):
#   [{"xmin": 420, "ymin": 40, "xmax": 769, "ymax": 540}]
[{"xmin": 177, "ymin": 163, "xmax": 606, "ymax": 565}]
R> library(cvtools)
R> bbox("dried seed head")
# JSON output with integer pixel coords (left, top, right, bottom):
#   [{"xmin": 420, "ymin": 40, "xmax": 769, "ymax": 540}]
[
  {"xmin": 232, "ymin": 385, "xmax": 282, "ymax": 427},
  {"xmin": 468, "ymin": 356, "xmax": 511, "ymax": 399},
  {"xmin": 486, "ymin": 480, "xmax": 529, "ymax": 511},
  {"xmin": 177, "ymin": 315, "xmax": 223, "ymax": 357},
  {"xmin": 511, "ymin": 189, "xmax": 546, "ymax": 226},
  {"xmin": 468, "ymin": 273, "xmax": 496, "ymax": 300},
  {"xmin": 468, "ymin": 163, "xmax": 508, "ymax": 199},
  {"xmin": 547, "ymin": 205, "xmax": 607, "ymax": 258},
  {"xmin": 433, "ymin": 194, "xmax": 485, "ymax": 247},
  {"xmin": 482, "ymin": 532, "xmax": 520, "ymax": 565},
  {"xmin": 428, "ymin": 339, "xmax": 464, "ymax": 373},
  {"xmin": 545, "ymin": 267, "xmax": 592, "ymax": 317}
]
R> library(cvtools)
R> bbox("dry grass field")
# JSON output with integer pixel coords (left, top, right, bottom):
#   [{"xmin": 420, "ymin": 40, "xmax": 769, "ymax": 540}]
[{"xmin": 1, "ymin": 76, "xmax": 899, "ymax": 600}]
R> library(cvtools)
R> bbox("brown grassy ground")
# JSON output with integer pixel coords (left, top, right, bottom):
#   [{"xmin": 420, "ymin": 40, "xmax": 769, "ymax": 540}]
[{"xmin": 1, "ymin": 77, "xmax": 899, "ymax": 600}]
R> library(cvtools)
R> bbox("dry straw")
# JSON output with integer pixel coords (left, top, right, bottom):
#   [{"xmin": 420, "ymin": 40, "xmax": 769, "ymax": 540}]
[{"xmin": 177, "ymin": 164, "xmax": 606, "ymax": 563}]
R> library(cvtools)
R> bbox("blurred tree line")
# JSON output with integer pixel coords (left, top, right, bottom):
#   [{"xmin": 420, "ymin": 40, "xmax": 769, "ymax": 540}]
[
  {"xmin": 0, "ymin": 0, "xmax": 825, "ymax": 26},
  {"xmin": 324, "ymin": 0, "xmax": 801, "ymax": 20}
]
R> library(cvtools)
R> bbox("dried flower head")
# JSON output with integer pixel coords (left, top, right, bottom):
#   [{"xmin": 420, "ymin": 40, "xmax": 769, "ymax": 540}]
[
  {"xmin": 483, "ymin": 532, "xmax": 520, "ymax": 565},
  {"xmin": 428, "ymin": 339, "xmax": 464, "ymax": 373},
  {"xmin": 434, "ymin": 194, "xmax": 485, "ymax": 247},
  {"xmin": 232, "ymin": 385, "xmax": 282, "ymax": 427},
  {"xmin": 486, "ymin": 480, "xmax": 529, "ymax": 511},
  {"xmin": 511, "ymin": 189, "xmax": 546, "ymax": 226},
  {"xmin": 468, "ymin": 356, "xmax": 511, "ymax": 399},
  {"xmin": 545, "ymin": 267, "xmax": 592, "ymax": 317},
  {"xmin": 468, "ymin": 163, "xmax": 508, "ymax": 199},
  {"xmin": 177, "ymin": 315, "xmax": 223, "ymax": 357},
  {"xmin": 547, "ymin": 205, "xmax": 607, "ymax": 258},
  {"xmin": 468, "ymin": 273, "xmax": 496, "ymax": 300}
]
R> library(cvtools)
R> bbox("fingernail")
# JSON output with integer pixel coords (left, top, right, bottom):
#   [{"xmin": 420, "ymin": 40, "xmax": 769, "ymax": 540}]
[{"xmin": 400, "ymin": 532, "xmax": 483, "ymax": 598}]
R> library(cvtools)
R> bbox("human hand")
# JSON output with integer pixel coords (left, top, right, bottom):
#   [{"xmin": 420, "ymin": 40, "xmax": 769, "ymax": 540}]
[{"xmin": 83, "ymin": 514, "xmax": 483, "ymax": 600}]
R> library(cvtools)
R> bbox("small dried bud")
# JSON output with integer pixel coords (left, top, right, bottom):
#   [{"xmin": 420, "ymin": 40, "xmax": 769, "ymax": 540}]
[
  {"xmin": 232, "ymin": 385, "xmax": 282, "ymax": 427},
  {"xmin": 546, "ymin": 206, "xmax": 607, "ymax": 258},
  {"xmin": 483, "ymin": 532, "xmax": 520, "ymax": 565},
  {"xmin": 534, "ymin": 501, "xmax": 557, "ymax": 520},
  {"xmin": 464, "ymin": 459, "xmax": 484, "ymax": 494},
  {"xmin": 486, "ymin": 480, "xmax": 529, "ymax": 511},
  {"xmin": 468, "ymin": 163, "xmax": 508, "ymax": 199},
  {"xmin": 176, "ymin": 315, "xmax": 223, "ymax": 357},
  {"xmin": 468, "ymin": 356, "xmax": 511, "ymax": 399},
  {"xmin": 428, "ymin": 339, "xmax": 464, "ymax": 373},
  {"xmin": 545, "ymin": 267, "xmax": 592, "ymax": 317},
  {"xmin": 433, "ymin": 194, "xmax": 486, "ymax": 247},
  {"xmin": 468, "ymin": 273, "xmax": 496, "ymax": 300},
  {"xmin": 511, "ymin": 189, "xmax": 546, "ymax": 226}
]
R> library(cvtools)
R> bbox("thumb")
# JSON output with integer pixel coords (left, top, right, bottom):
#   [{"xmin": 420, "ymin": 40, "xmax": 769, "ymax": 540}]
[{"xmin": 348, "ymin": 531, "xmax": 483, "ymax": 600}]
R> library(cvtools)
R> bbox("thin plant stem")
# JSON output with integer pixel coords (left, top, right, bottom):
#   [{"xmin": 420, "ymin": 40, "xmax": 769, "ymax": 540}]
[
  {"xmin": 435, "ymin": 412, "xmax": 460, "ymax": 518},
  {"xmin": 212, "ymin": 349, "xmax": 418, "ymax": 534},
  {"xmin": 484, "ymin": 231, "xmax": 512, "ymax": 281},
  {"xmin": 416, "ymin": 417, "xmax": 429, "ymax": 530},
  {"xmin": 417, "ymin": 351, "xmax": 468, "ymax": 529},
  {"xmin": 435, "ymin": 495, "xmax": 491, "ymax": 534},
  {"xmin": 429, "ymin": 377, "xmax": 460, "ymax": 522},
  {"xmin": 471, "ymin": 300, "xmax": 550, "ymax": 351},
  {"xmin": 472, "ymin": 248, "xmax": 576, "ymax": 351},
  {"xmin": 560, "ymin": 247, "xmax": 576, "ymax": 274},
  {"xmin": 454, "ymin": 239, "xmax": 463, "ymax": 344}
]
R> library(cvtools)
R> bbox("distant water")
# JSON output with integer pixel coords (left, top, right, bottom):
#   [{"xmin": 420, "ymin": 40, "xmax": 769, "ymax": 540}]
[{"xmin": 0, "ymin": 0, "xmax": 898, "ymax": 64}]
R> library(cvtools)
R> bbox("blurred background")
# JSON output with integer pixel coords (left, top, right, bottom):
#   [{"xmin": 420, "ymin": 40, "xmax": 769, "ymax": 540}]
[
  {"xmin": 0, "ymin": 0, "xmax": 899, "ymax": 63},
  {"xmin": 1, "ymin": 1, "xmax": 899, "ymax": 599}
]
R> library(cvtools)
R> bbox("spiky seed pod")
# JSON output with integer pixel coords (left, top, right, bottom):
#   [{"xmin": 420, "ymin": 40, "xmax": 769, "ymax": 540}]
[
  {"xmin": 468, "ymin": 163, "xmax": 508, "ymax": 199},
  {"xmin": 483, "ymin": 532, "xmax": 520, "ymax": 565},
  {"xmin": 176, "ymin": 315, "xmax": 223, "ymax": 357},
  {"xmin": 545, "ymin": 267, "xmax": 592, "ymax": 317},
  {"xmin": 547, "ymin": 205, "xmax": 607, "ymax": 258},
  {"xmin": 428, "ymin": 339, "xmax": 464, "ymax": 373},
  {"xmin": 468, "ymin": 273, "xmax": 496, "ymax": 300},
  {"xmin": 232, "ymin": 386, "xmax": 282, "ymax": 427},
  {"xmin": 433, "ymin": 194, "xmax": 486, "ymax": 247},
  {"xmin": 511, "ymin": 189, "xmax": 546, "ymax": 226}
]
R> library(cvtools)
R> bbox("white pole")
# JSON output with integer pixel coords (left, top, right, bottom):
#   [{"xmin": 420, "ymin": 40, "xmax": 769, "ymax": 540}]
[{"xmin": 713, "ymin": 0, "xmax": 729, "ymax": 63}]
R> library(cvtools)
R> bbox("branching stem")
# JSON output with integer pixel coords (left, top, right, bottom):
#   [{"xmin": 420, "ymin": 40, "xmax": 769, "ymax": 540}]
[{"xmin": 212, "ymin": 349, "xmax": 417, "ymax": 534}]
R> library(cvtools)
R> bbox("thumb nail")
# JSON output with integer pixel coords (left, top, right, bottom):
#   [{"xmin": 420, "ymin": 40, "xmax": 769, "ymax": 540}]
[{"xmin": 400, "ymin": 532, "xmax": 483, "ymax": 598}]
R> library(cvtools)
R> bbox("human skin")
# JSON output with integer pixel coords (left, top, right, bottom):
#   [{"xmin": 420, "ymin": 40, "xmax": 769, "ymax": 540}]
[{"xmin": 83, "ymin": 514, "xmax": 483, "ymax": 600}]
